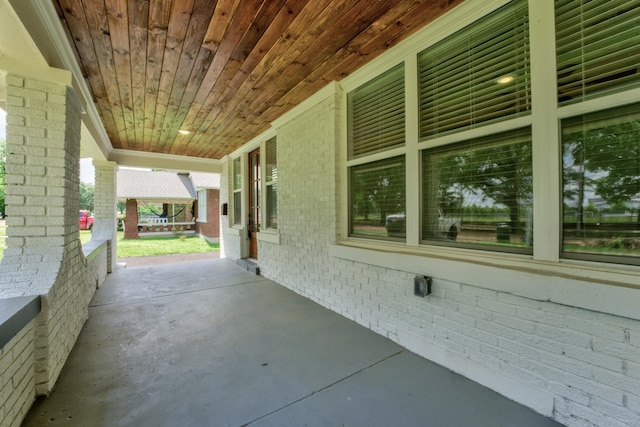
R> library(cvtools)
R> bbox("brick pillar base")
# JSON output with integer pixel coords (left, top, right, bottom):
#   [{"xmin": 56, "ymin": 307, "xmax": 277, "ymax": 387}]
[{"xmin": 124, "ymin": 199, "xmax": 139, "ymax": 239}]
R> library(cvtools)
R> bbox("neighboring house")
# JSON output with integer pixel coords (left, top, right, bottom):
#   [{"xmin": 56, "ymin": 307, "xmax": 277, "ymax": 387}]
[{"xmin": 117, "ymin": 169, "xmax": 220, "ymax": 241}]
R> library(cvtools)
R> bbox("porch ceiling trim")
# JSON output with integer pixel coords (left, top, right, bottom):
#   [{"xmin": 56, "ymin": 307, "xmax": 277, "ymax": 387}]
[
  {"xmin": 119, "ymin": 198, "xmax": 195, "ymax": 204},
  {"xmin": 110, "ymin": 149, "xmax": 221, "ymax": 174}
]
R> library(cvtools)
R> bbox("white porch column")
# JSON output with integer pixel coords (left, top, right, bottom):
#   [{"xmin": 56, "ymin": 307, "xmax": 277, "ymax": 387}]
[
  {"xmin": 92, "ymin": 160, "xmax": 118, "ymax": 272},
  {"xmin": 0, "ymin": 71, "xmax": 92, "ymax": 395}
]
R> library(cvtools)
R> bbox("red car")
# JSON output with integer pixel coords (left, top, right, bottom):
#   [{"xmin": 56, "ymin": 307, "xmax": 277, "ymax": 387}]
[{"xmin": 79, "ymin": 210, "xmax": 94, "ymax": 230}]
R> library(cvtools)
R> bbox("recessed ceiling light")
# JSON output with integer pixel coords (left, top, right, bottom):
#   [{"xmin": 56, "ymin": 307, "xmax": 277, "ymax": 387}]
[
  {"xmin": 496, "ymin": 75, "xmax": 515, "ymax": 84},
  {"xmin": 178, "ymin": 129, "xmax": 191, "ymax": 135}
]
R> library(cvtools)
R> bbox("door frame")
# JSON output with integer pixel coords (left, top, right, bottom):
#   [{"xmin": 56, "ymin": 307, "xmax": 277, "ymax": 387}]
[{"xmin": 248, "ymin": 147, "xmax": 260, "ymax": 259}]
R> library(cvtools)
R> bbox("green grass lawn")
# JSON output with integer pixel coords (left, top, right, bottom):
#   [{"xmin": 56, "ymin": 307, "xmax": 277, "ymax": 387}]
[
  {"xmin": 1, "ymin": 228, "xmax": 219, "ymax": 260},
  {"xmin": 115, "ymin": 232, "xmax": 219, "ymax": 258}
]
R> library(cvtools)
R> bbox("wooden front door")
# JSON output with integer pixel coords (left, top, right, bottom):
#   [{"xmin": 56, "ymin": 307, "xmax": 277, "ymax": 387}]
[{"xmin": 248, "ymin": 148, "xmax": 260, "ymax": 259}]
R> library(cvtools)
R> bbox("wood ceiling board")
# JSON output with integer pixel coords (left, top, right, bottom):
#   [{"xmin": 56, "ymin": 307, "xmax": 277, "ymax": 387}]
[
  {"xmin": 143, "ymin": 0, "xmax": 171, "ymax": 152},
  {"xmin": 236, "ymin": 1, "xmax": 372, "ymax": 119},
  {"xmin": 52, "ymin": 0, "xmax": 458, "ymax": 160},
  {"xmin": 57, "ymin": 1, "xmax": 120, "ymax": 144},
  {"xmin": 150, "ymin": 0, "xmax": 195, "ymax": 150},
  {"xmin": 230, "ymin": 0, "xmax": 286, "ymax": 62},
  {"xmin": 105, "ymin": 0, "xmax": 135, "ymax": 146},
  {"xmin": 127, "ymin": 0, "xmax": 149, "ymax": 145},
  {"xmin": 157, "ymin": 0, "xmax": 217, "ymax": 153},
  {"xmin": 218, "ymin": 0, "xmax": 309, "ymax": 108},
  {"xmin": 79, "ymin": 0, "xmax": 130, "ymax": 147},
  {"xmin": 202, "ymin": 0, "xmax": 241, "ymax": 51},
  {"xmin": 186, "ymin": 0, "xmax": 336, "ymax": 153},
  {"xmin": 180, "ymin": 0, "xmax": 266, "ymax": 147},
  {"xmin": 57, "ymin": 0, "xmax": 120, "ymax": 143}
]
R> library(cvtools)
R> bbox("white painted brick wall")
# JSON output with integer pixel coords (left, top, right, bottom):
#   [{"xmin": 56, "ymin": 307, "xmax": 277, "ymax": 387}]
[
  {"xmin": 218, "ymin": 159, "xmax": 239, "ymax": 260},
  {"xmin": 86, "ymin": 245, "xmax": 108, "ymax": 296},
  {"xmin": 257, "ymin": 91, "xmax": 340, "ymax": 293},
  {"xmin": 220, "ymin": 84, "xmax": 640, "ymax": 426},
  {"xmin": 92, "ymin": 161, "xmax": 118, "ymax": 272},
  {"xmin": 0, "ymin": 318, "xmax": 36, "ymax": 427},
  {"xmin": 0, "ymin": 73, "xmax": 106, "ymax": 426}
]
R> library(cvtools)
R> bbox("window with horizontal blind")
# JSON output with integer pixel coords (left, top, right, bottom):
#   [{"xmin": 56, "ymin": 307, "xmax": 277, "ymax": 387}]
[
  {"xmin": 232, "ymin": 157, "xmax": 242, "ymax": 226},
  {"xmin": 556, "ymin": 0, "xmax": 640, "ymax": 105},
  {"xmin": 562, "ymin": 103, "xmax": 640, "ymax": 264},
  {"xmin": 350, "ymin": 156, "xmax": 406, "ymax": 240},
  {"xmin": 422, "ymin": 128, "xmax": 533, "ymax": 253},
  {"xmin": 339, "ymin": 0, "xmax": 639, "ymax": 270},
  {"xmin": 265, "ymin": 137, "xmax": 277, "ymax": 230},
  {"xmin": 348, "ymin": 63, "xmax": 405, "ymax": 159},
  {"xmin": 418, "ymin": 0, "xmax": 530, "ymax": 140}
]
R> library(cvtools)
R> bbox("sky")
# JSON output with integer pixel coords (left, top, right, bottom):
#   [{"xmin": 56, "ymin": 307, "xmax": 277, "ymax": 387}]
[{"xmin": 80, "ymin": 158, "xmax": 95, "ymax": 184}]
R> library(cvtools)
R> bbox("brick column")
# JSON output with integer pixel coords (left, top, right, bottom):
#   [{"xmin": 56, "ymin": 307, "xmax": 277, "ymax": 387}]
[
  {"xmin": 186, "ymin": 201, "xmax": 194, "ymax": 227},
  {"xmin": 0, "ymin": 72, "xmax": 91, "ymax": 395},
  {"xmin": 124, "ymin": 199, "xmax": 139, "ymax": 239},
  {"xmin": 92, "ymin": 161, "xmax": 118, "ymax": 272}
]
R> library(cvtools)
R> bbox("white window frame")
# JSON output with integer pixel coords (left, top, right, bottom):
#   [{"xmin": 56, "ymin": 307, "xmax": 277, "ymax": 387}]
[
  {"xmin": 347, "ymin": 63, "xmax": 407, "ymax": 241},
  {"xmin": 197, "ymin": 189, "xmax": 207, "ymax": 223},
  {"xmin": 333, "ymin": 0, "xmax": 640, "ymax": 320},
  {"xmin": 263, "ymin": 136, "xmax": 278, "ymax": 231},
  {"xmin": 258, "ymin": 133, "xmax": 280, "ymax": 244},
  {"xmin": 231, "ymin": 156, "xmax": 243, "ymax": 227}
]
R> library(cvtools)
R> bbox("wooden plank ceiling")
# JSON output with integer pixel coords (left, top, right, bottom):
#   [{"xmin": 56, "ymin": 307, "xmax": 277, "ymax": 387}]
[{"xmin": 53, "ymin": 0, "xmax": 461, "ymax": 160}]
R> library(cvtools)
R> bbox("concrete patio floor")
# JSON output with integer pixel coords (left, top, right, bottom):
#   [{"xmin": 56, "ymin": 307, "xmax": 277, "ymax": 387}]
[{"xmin": 22, "ymin": 258, "xmax": 562, "ymax": 427}]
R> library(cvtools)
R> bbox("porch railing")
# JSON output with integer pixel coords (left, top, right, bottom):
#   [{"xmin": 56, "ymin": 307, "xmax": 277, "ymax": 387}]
[{"xmin": 137, "ymin": 217, "xmax": 196, "ymax": 233}]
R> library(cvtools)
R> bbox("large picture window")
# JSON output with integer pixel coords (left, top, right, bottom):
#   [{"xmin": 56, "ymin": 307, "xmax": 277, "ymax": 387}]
[
  {"xmin": 350, "ymin": 157, "xmax": 405, "ymax": 240},
  {"xmin": 562, "ymin": 103, "xmax": 640, "ymax": 264},
  {"xmin": 341, "ymin": 0, "xmax": 639, "ymax": 268},
  {"xmin": 418, "ymin": 0, "xmax": 530, "ymax": 140},
  {"xmin": 422, "ymin": 129, "xmax": 533, "ymax": 253}
]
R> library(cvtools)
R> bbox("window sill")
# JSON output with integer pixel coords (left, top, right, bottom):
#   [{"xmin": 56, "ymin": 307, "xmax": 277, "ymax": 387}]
[
  {"xmin": 228, "ymin": 226, "xmax": 243, "ymax": 236},
  {"xmin": 257, "ymin": 230, "xmax": 280, "ymax": 244},
  {"xmin": 329, "ymin": 240, "xmax": 640, "ymax": 321}
]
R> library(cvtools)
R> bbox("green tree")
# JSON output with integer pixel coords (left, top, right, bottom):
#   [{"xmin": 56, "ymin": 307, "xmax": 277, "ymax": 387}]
[
  {"xmin": 471, "ymin": 142, "xmax": 532, "ymax": 231},
  {"xmin": 585, "ymin": 121, "xmax": 640, "ymax": 211},
  {"xmin": 351, "ymin": 158, "xmax": 405, "ymax": 224},
  {"xmin": 443, "ymin": 137, "xmax": 533, "ymax": 234},
  {"xmin": 564, "ymin": 117, "xmax": 640, "ymax": 225},
  {"xmin": 79, "ymin": 182, "xmax": 94, "ymax": 212},
  {"xmin": 584, "ymin": 202, "xmax": 598, "ymax": 214},
  {"xmin": 563, "ymin": 138, "xmax": 595, "ymax": 230},
  {"xmin": 351, "ymin": 171, "xmax": 375, "ymax": 221}
]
